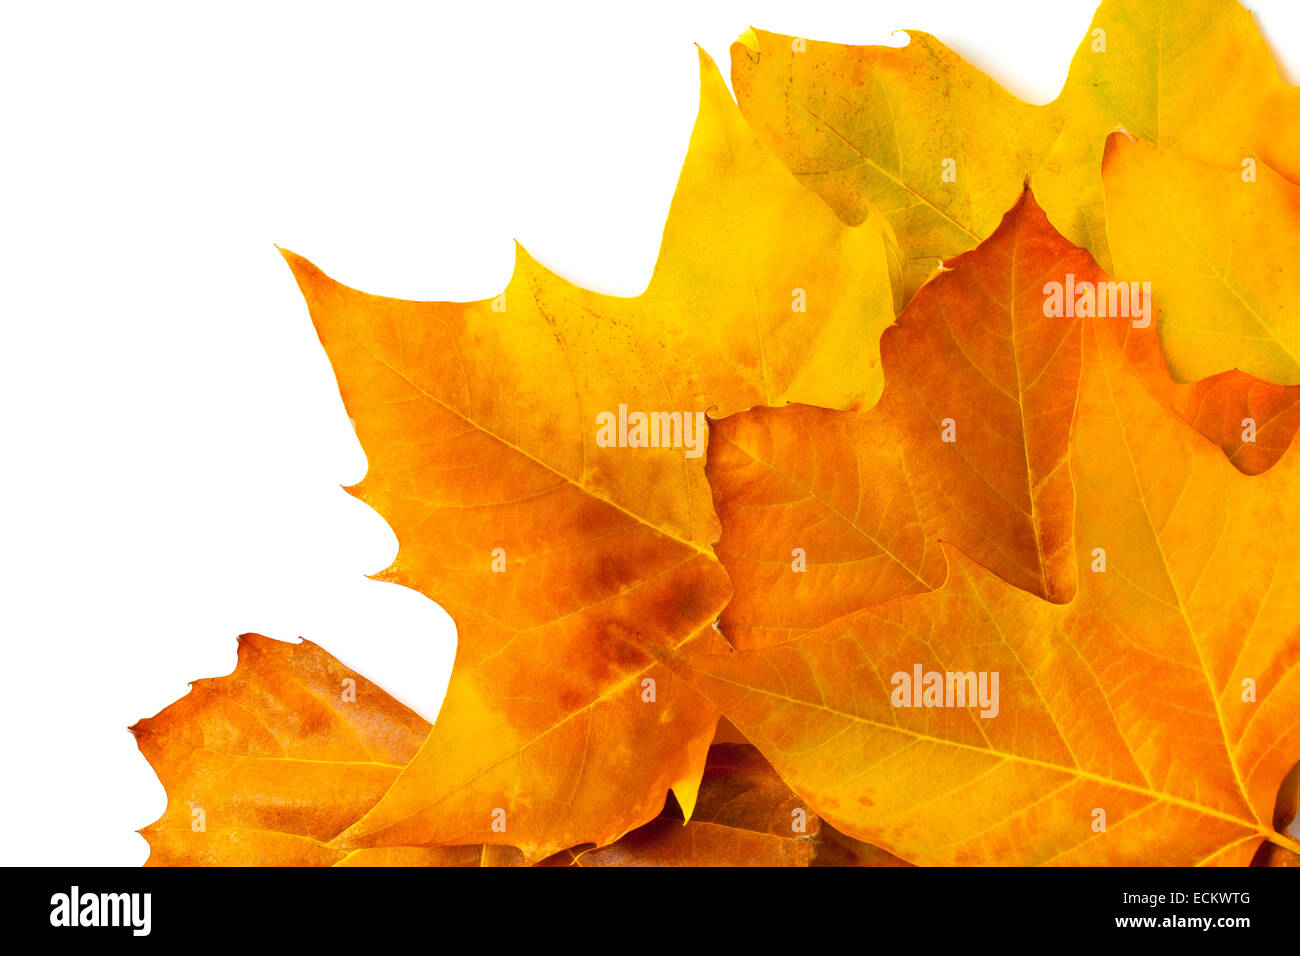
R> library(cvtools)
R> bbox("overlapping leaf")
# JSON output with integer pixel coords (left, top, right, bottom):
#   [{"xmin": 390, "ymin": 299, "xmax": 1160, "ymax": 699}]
[
  {"xmin": 137, "ymin": 640, "xmax": 899, "ymax": 867},
  {"xmin": 540, "ymin": 744, "xmax": 818, "ymax": 866},
  {"xmin": 663, "ymin": 293, "xmax": 1300, "ymax": 866},
  {"xmin": 132, "ymin": 633, "xmax": 430, "ymax": 866},
  {"xmin": 1104, "ymin": 284, "xmax": 1300, "ymax": 476},
  {"xmin": 135, "ymin": 1, "xmax": 1300, "ymax": 869},
  {"xmin": 1041, "ymin": 0, "xmax": 1300, "ymax": 268},
  {"xmin": 710, "ymin": 190, "xmax": 1083, "ymax": 640},
  {"xmin": 1103, "ymin": 133, "xmax": 1300, "ymax": 385},
  {"xmin": 733, "ymin": 0, "xmax": 1300, "ymax": 469},
  {"xmin": 732, "ymin": 0, "xmax": 1299, "ymax": 296},
  {"xmin": 281, "ymin": 49, "xmax": 900, "ymax": 862},
  {"xmin": 730, "ymin": 25, "xmax": 1054, "ymax": 300}
]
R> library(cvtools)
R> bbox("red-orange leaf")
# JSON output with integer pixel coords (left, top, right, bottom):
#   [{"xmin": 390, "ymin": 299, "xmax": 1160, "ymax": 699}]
[{"xmin": 132, "ymin": 634, "xmax": 429, "ymax": 866}]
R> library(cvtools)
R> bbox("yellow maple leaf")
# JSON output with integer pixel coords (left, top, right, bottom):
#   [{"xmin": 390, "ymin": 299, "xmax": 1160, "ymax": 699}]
[
  {"xmin": 732, "ymin": 0, "xmax": 1298, "ymax": 299},
  {"xmin": 1103, "ymin": 132, "xmax": 1300, "ymax": 385},
  {"xmin": 1039, "ymin": 0, "xmax": 1300, "ymax": 269},
  {"xmin": 731, "ymin": 26, "xmax": 1053, "ymax": 300}
]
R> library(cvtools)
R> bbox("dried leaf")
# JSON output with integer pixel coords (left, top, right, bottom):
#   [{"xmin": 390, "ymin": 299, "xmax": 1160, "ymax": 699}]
[{"xmin": 132, "ymin": 634, "xmax": 429, "ymax": 866}]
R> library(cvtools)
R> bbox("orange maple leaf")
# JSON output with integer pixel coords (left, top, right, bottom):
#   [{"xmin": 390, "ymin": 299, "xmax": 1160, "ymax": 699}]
[
  {"xmin": 132, "ymin": 634, "xmax": 429, "ymax": 866},
  {"xmin": 280, "ymin": 50, "xmax": 900, "ymax": 861},
  {"xmin": 710, "ymin": 189, "xmax": 1300, "ymax": 662},
  {"xmin": 665, "ymin": 225, "xmax": 1300, "ymax": 863}
]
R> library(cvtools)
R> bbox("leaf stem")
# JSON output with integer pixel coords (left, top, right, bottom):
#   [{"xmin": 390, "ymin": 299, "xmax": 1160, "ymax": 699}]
[{"xmin": 1264, "ymin": 829, "xmax": 1300, "ymax": 858}]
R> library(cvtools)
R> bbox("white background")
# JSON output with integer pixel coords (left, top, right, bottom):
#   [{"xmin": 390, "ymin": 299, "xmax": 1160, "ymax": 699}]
[{"xmin": 3, "ymin": 0, "xmax": 1297, "ymax": 866}]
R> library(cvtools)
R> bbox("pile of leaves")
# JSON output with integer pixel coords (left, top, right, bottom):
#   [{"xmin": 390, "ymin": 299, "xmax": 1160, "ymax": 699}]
[{"xmin": 137, "ymin": 0, "xmax": 1300, "ymax": 866}]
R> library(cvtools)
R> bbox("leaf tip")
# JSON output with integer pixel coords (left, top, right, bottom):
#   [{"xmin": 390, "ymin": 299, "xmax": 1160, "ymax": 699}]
[
  {"xmin": 277, "ymin": 246, "xmax": 329, "ymax": 302},
  {"xmin": 1102, "ymin": 128, "xmax": 1136, "ymax": 170},
  {"xmin": 694, "ymin": 43, "xmax": 727, "ymax": 95},
  {"xmin": 733, "ymin": 27, "xmax": 760, "ymax": 59}
]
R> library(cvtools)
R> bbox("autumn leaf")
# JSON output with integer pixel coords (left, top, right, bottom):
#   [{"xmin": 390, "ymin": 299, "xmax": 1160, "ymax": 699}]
[
  {"xmin": 129, "ymin": 633, "xmax": 631, "ymax": 867},
  {"xmin": 1040, "ymin": 0, "xmax": 1300, "ymax": 269},
  {"xmin": 137, "ymin": 1, "xmax": 1300, "ymax": 870},
  {"xmin": 711, "ymin": 189, "xmax": 1090, "ymax": 643},
  {"xmin": 731, "ymin": 25, "xmax": 1055, "ymax": 301},
  {"xmin": 731, "ymin": 0, "xmax": 1298, "ymax": 298},
  {"xmin": 281, "ymin": 49, "xmax": 900, "ymax": 863},
  {"xmin": 132, "ymin": 633, "xmax": 434, "ymax": 866},
  {"xmin": 711, "ymin": 185, "xmax": 1300, "ymax": 662},
  {"xmin": 136, "ymin": 647, "xmax": 882, "ymax": 867},
  {"xmin": 538, "ymin": 743, "xmax": 910, "ymax": 866},
  {"xmin": 1100, "ymin": 199, "xmax": 1300, "ymax": 473},
  {"xmin": 663, "ymin": 307, "xmax": 1300, "ymax": 865},
  {"xmin": 1103, "ymin": 133, "xmax": 1300, "ymax": 386}
]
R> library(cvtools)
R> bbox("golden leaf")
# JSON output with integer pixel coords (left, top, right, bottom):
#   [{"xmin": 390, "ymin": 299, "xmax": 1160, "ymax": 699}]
[
  {"xmin": 1103, "ymin": 133, "xmax": 1300, "ymax": 384},
  {"xmin": 732, "ymin": 0, "xmax": 1298, "ymax": 298}
]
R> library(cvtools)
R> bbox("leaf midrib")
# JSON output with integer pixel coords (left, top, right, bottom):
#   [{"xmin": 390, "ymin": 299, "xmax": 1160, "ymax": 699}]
[
  {"xmin": 697, "ymin": 668, "xmax": 1276, "ymax": 845},
  {"xmin": 340, "ymin": 325, "xmax": 718, "ymax": 561}
]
